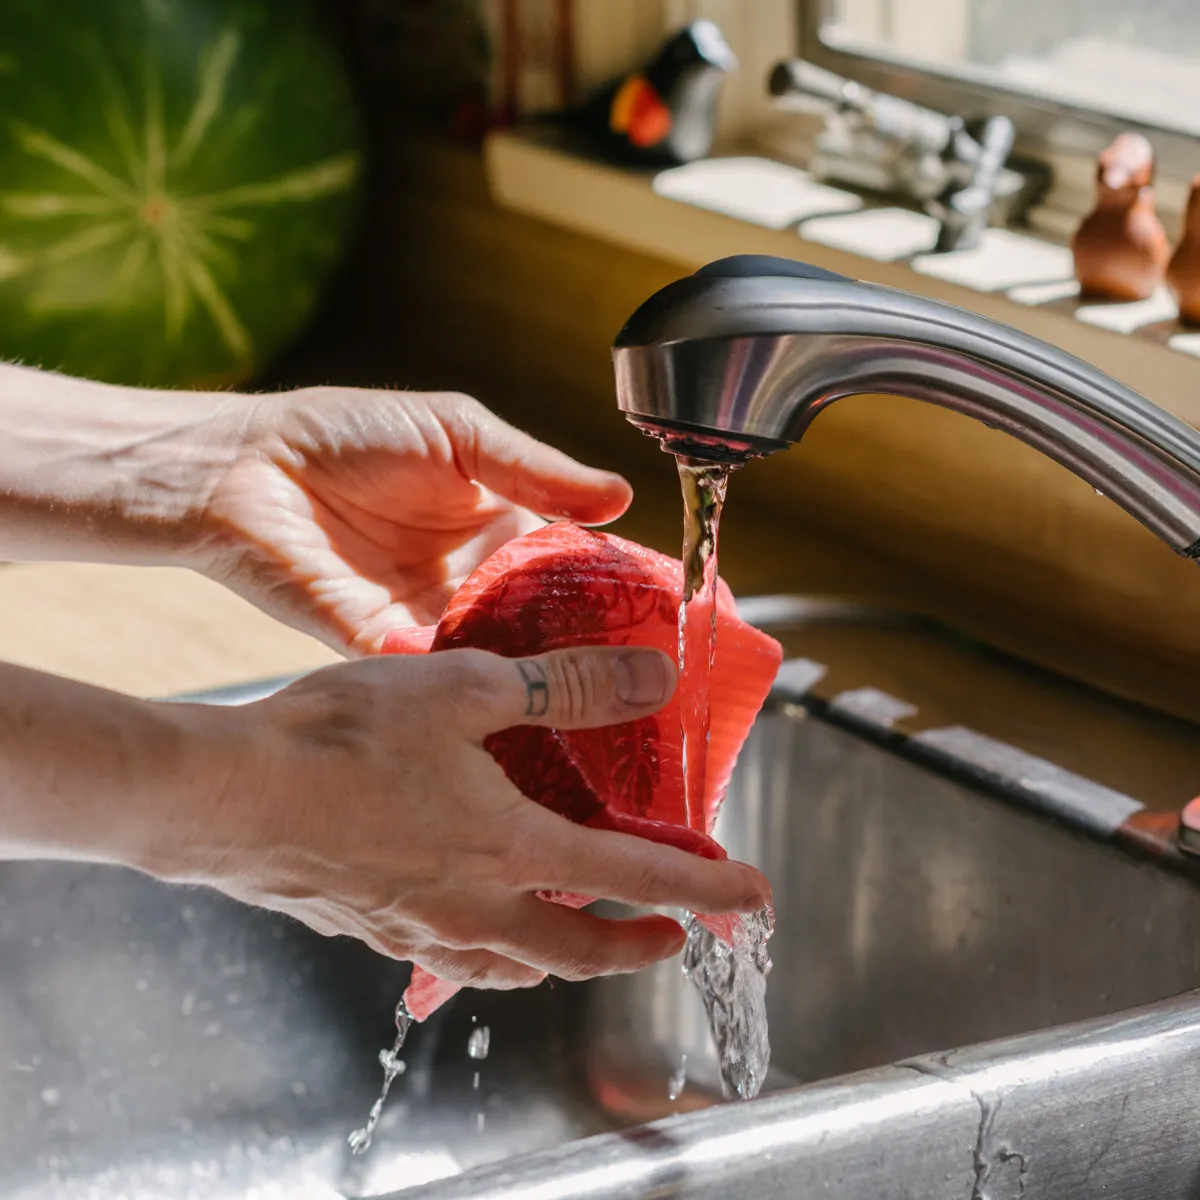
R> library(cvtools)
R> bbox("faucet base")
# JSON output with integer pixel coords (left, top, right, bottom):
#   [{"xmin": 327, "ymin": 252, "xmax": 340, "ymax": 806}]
[{"xmin": 625, "ymin": 415, "xmax": 787, "ymax": 465}]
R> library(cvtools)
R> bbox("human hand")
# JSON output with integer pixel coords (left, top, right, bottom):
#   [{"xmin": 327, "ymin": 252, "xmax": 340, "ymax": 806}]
[
  {"xmin": 198, "ymin": 387, "xmax": 632, "ymax": 654},
  {"xmin": 172, "ymin": 645, "xmax": 770, "ymax": 990}
]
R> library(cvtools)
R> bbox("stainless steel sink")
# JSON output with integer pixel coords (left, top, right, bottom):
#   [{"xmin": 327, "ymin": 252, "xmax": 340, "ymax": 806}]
[{"xmin": 5, "ymin": 598, "xmax": 1200, "ymax": 1198}]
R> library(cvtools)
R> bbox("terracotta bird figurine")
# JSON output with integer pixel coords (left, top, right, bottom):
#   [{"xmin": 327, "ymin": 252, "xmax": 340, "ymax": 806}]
[
  {"xmin": 1072, "ymin": 132, "xmax": 1169, "ymax": 302},
  {"xmin": 1167, "ymin": 174, "xmax": 1200, "ymax": 326}
]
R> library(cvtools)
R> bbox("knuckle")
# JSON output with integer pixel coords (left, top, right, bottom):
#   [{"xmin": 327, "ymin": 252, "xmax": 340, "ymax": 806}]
[
  {"xmin": 429, "ymin": 920, "xmax": 473, "ymax": 953},
  {"xmin": 440, "ymin": 389, "xmax": 481, "ymax": 416},
  {"xmin": 302, "ymin": 916, "xmax": 339, "ymax": 939},
  {"xmin": 489, "ymin": 963, "xmax": 542, "ymax": 991},
  {"xmin": 377, "ymin": 935, "xmax": 421, "ymax": 962},
  {"xmin": 425, "ymin": 949, "xmax": 491, "ymax": 987},
  {"xmin": 543, "ymin": 650, "xmax": 612, "ymax": 725},
  {"xmin": 457, "ymin": 958, "xmax": 495, "ymax": 988},
  {"xmin": 517, "ymin": 969, "xmax": 549, "ymax": 991},
  {"xmin": 553, "ymin": 930, "xmax": 607, "ymax": 982},
  {"xmin": 533, "ymin": 823, "xmax": 583, "ymax": 886},
  {"xmin": 630, "ymin": 859, "xmax": 668, "ymax": 905},
  {"xmin": 436, "ymin": 650, "xmax": 496, "ymax": 708},
  {"xmin": 489, "ymin": 842, "xmax": 532, "ymax": 890},
  {"xmin": 438, "ymin": 392, "xmax": 488, "ymax": 446}
]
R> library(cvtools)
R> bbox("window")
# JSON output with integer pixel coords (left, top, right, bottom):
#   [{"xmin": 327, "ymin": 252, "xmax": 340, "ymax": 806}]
[{"xmin": 800, "ymin": 0, "xmax": 1200, "ymax": 177}]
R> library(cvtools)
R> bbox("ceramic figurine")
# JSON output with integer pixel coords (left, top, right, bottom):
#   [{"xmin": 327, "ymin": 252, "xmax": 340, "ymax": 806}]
[
  {"xmin": 1071, "ymin": 132, "xmax": 1169, "ymax": 302},
  {"xmin": 1167, "ymin": 174, "xmax": 1200, "ymax": 326},
  {"xmin": 578, "ymin": 20, "xmax": 736, "ymax": 165}
]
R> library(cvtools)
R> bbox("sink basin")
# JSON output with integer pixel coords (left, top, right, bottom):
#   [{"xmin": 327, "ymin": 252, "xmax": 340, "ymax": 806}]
[{"xmin": 5, "ymin": 598, "xmax": 1200, "ymax": 1198}]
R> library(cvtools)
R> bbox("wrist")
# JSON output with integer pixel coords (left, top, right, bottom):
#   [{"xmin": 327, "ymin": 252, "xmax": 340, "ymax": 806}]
[
  {"xmin": 0, "ymin": 363, "xmax": 254, "ymax": 566},
  {"xmin": 114, "ymin": 697, "xmax": 267, "ymax": 884},
  {"xmin": 0, "ymin": 665, "xmax": 258, "ymax": 878}
]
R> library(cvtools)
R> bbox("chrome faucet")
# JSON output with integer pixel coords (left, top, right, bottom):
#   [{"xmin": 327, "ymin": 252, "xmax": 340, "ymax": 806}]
[{"xmin": 613, "ymin": 255, "xmax": 1200, "ymax": 558}]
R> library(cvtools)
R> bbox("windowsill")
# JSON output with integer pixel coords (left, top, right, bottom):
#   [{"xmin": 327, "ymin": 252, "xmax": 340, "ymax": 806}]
[{"xmin": 484, "ymin": 126, "xmax": 1200, "ymax": 429}]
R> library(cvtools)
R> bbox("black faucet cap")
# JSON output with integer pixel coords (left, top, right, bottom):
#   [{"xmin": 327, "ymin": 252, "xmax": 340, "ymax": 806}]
[
  {"xmin": 692, "ymin": 255, "xmax": 855, "ymax": 283},
  {"xmin": 614, "ymin": 255, "xmax": 859, "ymax": 348}
]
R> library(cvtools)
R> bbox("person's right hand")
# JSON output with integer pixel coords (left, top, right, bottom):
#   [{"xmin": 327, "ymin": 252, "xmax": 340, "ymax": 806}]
[{"xmin": 171, "ymin": 645, "xmax": 771, "ymax": 991}]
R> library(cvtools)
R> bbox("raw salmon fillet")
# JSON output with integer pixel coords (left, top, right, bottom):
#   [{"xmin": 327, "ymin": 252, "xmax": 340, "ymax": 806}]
[{"xmin": 380, "ymin": 522, "xmax": 782, "ymax": 1020}]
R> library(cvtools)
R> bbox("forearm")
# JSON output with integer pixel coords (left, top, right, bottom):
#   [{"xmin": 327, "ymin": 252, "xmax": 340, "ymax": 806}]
[
  {"xmin": 0, "ymin": 659, "xmax": 239, "ymax": 878},
  {"xmin": 0, "ymin": 362, "xmax": 249, "ymax": 566}
]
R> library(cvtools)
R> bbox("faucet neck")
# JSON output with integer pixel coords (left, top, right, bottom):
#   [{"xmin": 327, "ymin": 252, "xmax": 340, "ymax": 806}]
[{"xmin": 613, "ymin": 259, "xmax": 1200, "ymax": 557}]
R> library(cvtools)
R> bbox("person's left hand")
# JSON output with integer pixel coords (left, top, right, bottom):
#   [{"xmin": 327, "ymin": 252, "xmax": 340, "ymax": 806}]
[{"xmin": 198, "ymin": 387, "xmax": 632, "ymax": 653}]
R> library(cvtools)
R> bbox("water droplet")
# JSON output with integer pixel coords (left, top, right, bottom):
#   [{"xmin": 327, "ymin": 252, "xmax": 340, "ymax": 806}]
[
  {"xmin": 290, "ymin": 1081, "xmax": 307, "ymax": 1097},
  {"xmin": 40, "ymin": 1087, "xmax": 61, "ymax": 1107},
  {"xmin": 467, "ymin": 1025, "xmax": 491, "ymax": 1060},
  {"xmin": 668, "ymin": 1055, "xmax": 688, "ymax": 1101},
  {"xmin": 472, "ymin": 1071, "xmax": 480, "ymax": 1091},
  {"xmin": 378, "ymin": 1048, "xmax": 406, "ymax": 1076},
  {"xmin": 476, "ymin": 1112, "xmax": 486, "ymax": 1133}
]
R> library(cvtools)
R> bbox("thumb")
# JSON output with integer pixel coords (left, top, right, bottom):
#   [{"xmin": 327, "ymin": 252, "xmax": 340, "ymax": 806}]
[{"xmin": 456, "ymin": 646, "xmax": 677, "ymax": 736}]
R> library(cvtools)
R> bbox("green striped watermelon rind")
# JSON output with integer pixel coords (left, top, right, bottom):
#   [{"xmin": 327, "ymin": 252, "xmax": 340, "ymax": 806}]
[{"xmin": 0, "ymin": 0, "xmax": 363, "ymax": 388}]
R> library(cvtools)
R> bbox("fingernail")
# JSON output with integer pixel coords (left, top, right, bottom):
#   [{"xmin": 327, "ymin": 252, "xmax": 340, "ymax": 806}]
[
  {"xmin": 735, "ymin": 867, "xmax": 772, "ymax": 912},
  {"xmin": 615, "ymin": 650, "xmax": 671, "ymax": 706}
]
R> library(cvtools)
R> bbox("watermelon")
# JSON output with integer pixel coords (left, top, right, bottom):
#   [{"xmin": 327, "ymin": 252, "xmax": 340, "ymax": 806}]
[
  {"xmin": 0, "ymin": 0, "xmax": 362, "ymax": 388},
  {"xmin": 380, "ymin": 522, "xmax": 783, "ymax": 1020}
]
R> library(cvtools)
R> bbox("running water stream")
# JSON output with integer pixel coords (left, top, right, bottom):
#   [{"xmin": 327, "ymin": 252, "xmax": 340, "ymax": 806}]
[
  {"xmin": 675, "ymin": 458, "xmax": 774, "ymax": 1102},
  {"xmin": 675, "ymin": 458, "xmax": 729, "ymax": 834},
  {"xmin": 347, "ymin": 998, "xmax": 413, "ymax": 1155}
]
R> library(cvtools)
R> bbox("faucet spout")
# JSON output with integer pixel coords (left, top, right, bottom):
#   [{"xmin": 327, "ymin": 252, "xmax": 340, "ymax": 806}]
[{"xmin": 612, "ymin": 255, "xmax": 1200, "ymax": 556}]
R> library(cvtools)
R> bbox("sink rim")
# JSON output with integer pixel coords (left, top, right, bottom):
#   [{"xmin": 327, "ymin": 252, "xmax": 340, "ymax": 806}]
[{"xmin": 383, "ymin": 985, "xmax": 1200, "ymax": 1199}]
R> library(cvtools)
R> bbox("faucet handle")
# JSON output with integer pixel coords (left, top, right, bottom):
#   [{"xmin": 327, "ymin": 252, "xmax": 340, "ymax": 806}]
[{"xmin": 693, "ymin": 255, "xmax": 854, "ymax": 283}]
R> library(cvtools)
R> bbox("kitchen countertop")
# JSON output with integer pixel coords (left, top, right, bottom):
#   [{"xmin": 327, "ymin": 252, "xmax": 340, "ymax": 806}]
[{"xmin": 0, "ymin": 562, "xmax": 341, "ymax": 698}]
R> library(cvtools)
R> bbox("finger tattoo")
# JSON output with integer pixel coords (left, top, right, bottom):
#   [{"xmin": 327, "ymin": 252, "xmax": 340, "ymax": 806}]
[{"xmin": 517, "ymin": 660, "xmax": 549, "ymax": 717}]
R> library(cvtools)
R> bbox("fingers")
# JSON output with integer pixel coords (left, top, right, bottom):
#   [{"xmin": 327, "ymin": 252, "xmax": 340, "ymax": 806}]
[
  {"xmin": 489, "ymin": 902, "xmax": 687, "ymax": 981},
  {"xmin": 449, "ymin": 645, "xmax": 677, "ymax": 737},
  {"xmin": 413, "ymin": 946, "xmax": 547, "ymax": 991},
  {"xmin": 516, "ymin": 804, "xmax": 771, "ymax": 914},
  {"xmin": 445, "ymin": 398, "xmax": 633, "ymax": 525}
]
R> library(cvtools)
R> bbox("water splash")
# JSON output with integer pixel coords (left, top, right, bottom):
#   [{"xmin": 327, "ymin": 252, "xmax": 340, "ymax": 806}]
[
  {"xmin": 668, "ymin": 1054, "xmax": 688, "ymax": 1101},
  {"xmin": 348, "ymin": 998, "xmax": 413, "ymax": 1155},
  {"xmin": 682, "ymin": 906, "xmax": 774, "ymax": 1100}
]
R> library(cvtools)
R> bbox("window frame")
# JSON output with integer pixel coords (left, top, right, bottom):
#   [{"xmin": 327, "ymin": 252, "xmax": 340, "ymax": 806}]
[{"xmin": 795, "ymin": 0, "xmax": 1200, "ymax": 184}]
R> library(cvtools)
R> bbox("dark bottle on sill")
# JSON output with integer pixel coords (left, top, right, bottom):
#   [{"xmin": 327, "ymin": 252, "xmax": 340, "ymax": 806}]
[
  {"xmin": 1072, "ymin": 132, "xmax": 1169, "ymax": 302},
  {"xmin": 1167, "ymin": 174, "xmax": 1200, "ymax": 326},
  {"xmin": 580, "ymin": 20, "xmax": 736, "ymax": 166}
]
